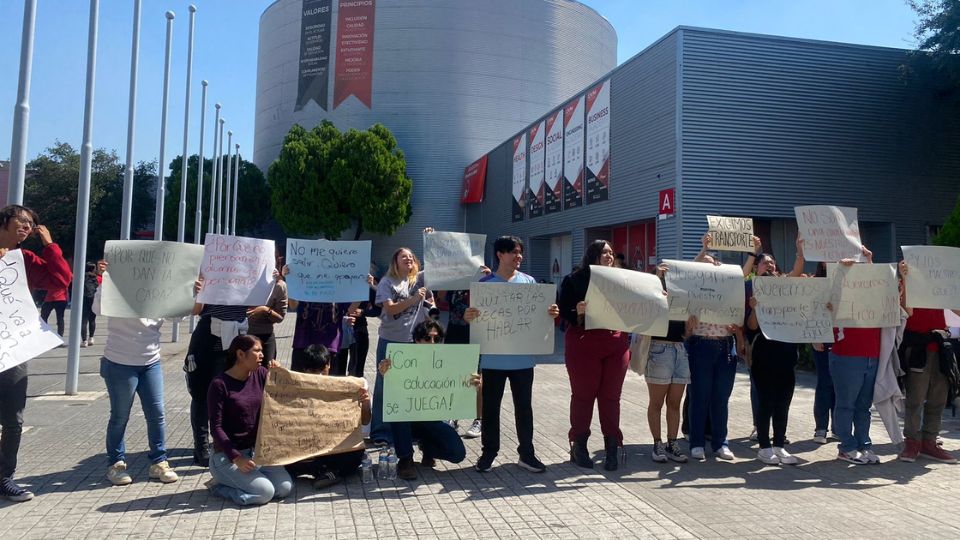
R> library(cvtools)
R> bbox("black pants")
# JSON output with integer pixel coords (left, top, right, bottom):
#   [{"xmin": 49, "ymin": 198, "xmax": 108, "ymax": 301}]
[
  {"xmin": 185, "ymin": 317, "xmax": 226, "ymax": 458},
  {"xmin": 332, "ymin": 348, "xmax": 349, "ymax": 376},
  {"xmin": 751, "ymin": 341, "xmax": 797, "ymax": 449},
  {"xmin": 254, "ymin": 333, "xmax": 276, "ymax": 367},
  {"xmin": 346, "ymin": 328, "xmax": 370, "ymax": 378},
  {"xmin": 81, "ymin": 296, "xmax": 97, "ymax": 341},
  {"xmin": 480, "ymin": 367, "xmax": 535, "ymax": 460},
  {"xmin": 285, "ymin": 449, "xmax": 364, "ymax": 478},
  {"xmin": 0, "ymin": 363, "xmax": 27, "ymax": 479},
  {"xmin": 41, "ymin": 300, "xmax": 67, "ymax": 336}
]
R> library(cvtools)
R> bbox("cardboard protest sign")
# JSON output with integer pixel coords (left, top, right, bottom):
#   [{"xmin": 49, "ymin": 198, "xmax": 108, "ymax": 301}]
[
  {"xmin": 706, "ymin": 215, "xmax": 754, "ymax": 253},
  {"xmin": 254, "ymin": 367, "xmax": 365, "ymax": 466},
  {"xmin": 285, "ymin": 239, "xmax": 371, "ymax": 302},
  {"xmin": 902, "ymin": 245, "xmax": 960, "ymax": 309},
  {"xmin": 664, "ymin": 260, "xmax": 745, "ymax": 325},
  {"xmin": 100, "ymin": 240, "xmax": 204, "ymax": 318},
  {"xmin": 584, "ymin": 265, "xmax": 668, "ymax": 335},
  {"xmin": 826, "ymin": 263, "xmax": 900, "ymax": 328},
  {"xmin": 752, "ymin": 277, "xmax": 833, "ymax": 343},
  {"xmin": 382, "ymin": 344, "xmax": 479, "ymax": 422},
  {"xmin": 0, "ymin": 250, "xmax": 63, "ymax": 373},
  {"xmin": 197, "ymin": 234, "xmax": 276, "ymax": 306},
  {"xmin": 469, "ymin": 282, "xmax": 556, "ymax": 354},
  {"xmin": 423, "ymin": 231, "xmax": 486, "ymax": 290},
  {"xmin": 794, "ymin": 205, "xmax": 862, "ymax": 262}
]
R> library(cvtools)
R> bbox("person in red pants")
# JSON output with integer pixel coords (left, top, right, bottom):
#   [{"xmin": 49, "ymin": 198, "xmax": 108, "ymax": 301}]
[{"xmin": 558, "ymin": 240, "xmax": 631, "ymax": 471}]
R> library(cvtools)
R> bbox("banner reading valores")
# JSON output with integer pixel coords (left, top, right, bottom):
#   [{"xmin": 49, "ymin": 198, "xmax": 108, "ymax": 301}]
[
  {"xmin": 469, "ymin": 282, "xmax": 556, "ymax": 354},
  {"xmin": 826, "ymin": 263, "xmax": 900, "ymax": 328},
  {"xmin": 423, "ymin": 231, "xmax": 486, "ymax": 290},
  {"xmin": 285, "ymin": 238, "xmax": 371, "ymax": 302},
  {"xmin": 0, "ymin": 250, "xmax": 63, "ymax": 373},
  {"xmin": 752, "ymin": 276, "xmax": 833, "ymax": 343},
  {"xmin": 101, "ymin": 240, "xmax": 205, "ymax": 318},
  {"xmin": 584, "ymin": 265, "xmax": 668, "ymax": 335},
  {"xmin": 382, "ymin": 344, "xmax": 479, "ymax": 422},
  {"xmin": 665, "ymin": 260, "xmax": 745, "ymax": 325},
  {"xmin": 902, "ymin": 245, "xmax": 960, "ymax": 309},
  {"xmin": 254, "ymin": 368, "xmax": 365, "ymax": 466}
]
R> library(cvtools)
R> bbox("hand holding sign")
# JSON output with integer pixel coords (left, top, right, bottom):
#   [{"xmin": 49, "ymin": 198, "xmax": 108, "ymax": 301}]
[
  {"xmin": 101, "ymin": 240, "xmax": 204, "ymax": 318},
  {"xmin": 468, "ymin": 282, "xmax": 557, "ymax": 354},
  {"xmin": 424, "ymin": 231, "xmax": 487, "ymax": 290},
  {"xmin": 706, "ymin": 215, "xmax": 755, "ymax": 253},
  {"xmin": 795, "ymin": 205, "xmax": 862, "ymax": 262},
  {"xmin": 197, "ymin": 234, "xmax": 276, "ymax": 306},
  {"xmin": 0, "ymin": 250, "xmax": 63, "ymax": 373}
]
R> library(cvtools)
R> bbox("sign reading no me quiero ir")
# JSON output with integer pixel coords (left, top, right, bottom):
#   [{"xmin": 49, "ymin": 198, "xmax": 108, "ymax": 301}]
[{"xmin": 285, "ymin": 239, "xmax": 371, "ymax": 302}]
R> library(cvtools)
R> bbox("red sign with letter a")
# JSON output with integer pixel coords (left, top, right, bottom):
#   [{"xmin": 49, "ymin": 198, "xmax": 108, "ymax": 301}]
[
  {"xmin": 461, "ymin": 155, "xmax": 488, "ymax": 204},
  {"xmin": 658, "ymin": 188, "xmax": 675, "ymax": 219}
]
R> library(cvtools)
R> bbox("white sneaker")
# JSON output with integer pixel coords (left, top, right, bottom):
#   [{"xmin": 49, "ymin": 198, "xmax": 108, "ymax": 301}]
[
  {"xmin": 88, "ymin": 337, "xmax": 95, "ymax": 345},
  {"xmin": 861, "ymin": 449, "xmax": 880, "ymax": 464},
  {"xmin": 148, "ymin": 461, "xmax": 179, "ymax": 483},
  {"xmin": 107, "ymin": 461, "xmax": 133, "ymax": 486},
  {"xmin": 464, "ymin": 419, "xmax": 482, "ymax": 439},
  {"xmin": 749, "ymin": 428, "xmax": 758, "ymax": 442},
  {"xmin": 716, "ymin": 446, "xmax": 735, "ymax": 461},
  {"xmin": 80, "ymin": 340, "xmax": 88, "ymax": 348},
  {"xmin": 691, "ymin": 447, "xmax": 706, "ymax": 461},
  {"xmin": 757, "ymin": 447, "xmax": 780, "ymax": 465},
  {"xmin": 773, "ymin": 447, "xmax": 798, "ymax": 465}
]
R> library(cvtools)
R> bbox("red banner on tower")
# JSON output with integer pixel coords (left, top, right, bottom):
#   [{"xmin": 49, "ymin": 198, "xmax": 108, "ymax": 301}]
[
  {"xmin": 461, "ymin": 155, "xmax": 488, "ymax": 204},
  {"xmin": 333, "ymin": 0, "xmax": 375, "ymax": 109}
]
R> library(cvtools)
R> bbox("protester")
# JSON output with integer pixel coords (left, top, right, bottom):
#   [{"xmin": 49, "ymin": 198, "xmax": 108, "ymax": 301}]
[
  {"xmin": 206, "ymin": 335, "xmax": 292, "ymax": 505},
  {"xmin": 40, "ymin": 277, "xmax": 69, "ymax": 339},
  {"xmin": 810, "ymin": 262, "xmax": 836, "ymax": 444},
  {"xmin": 286, "ymin": 344, "xmax": 372, "ymax": 489},
  {"xmin": 371, "ymin": 247, "xmax": 435, "ymax": 444},
  {"xmin": 897, "ymin": 261, "xmax": 959, "ymax": 464},
  {"xmin": 247, "ymin": 273, "xmax": 287, "ymax": 365},
  {"xmin": 557, "ymin": 240, "xmax": 631, "ymax": 471},
  {"xmin": 289, "ymin": 301, "xmax": 357, "ymax": 374},
  {"xmin": 345, "ymin": 268, "xmax": 381, "ymax": 378},
  {"xmin": 464, "ymin": 236, "xmax": 560, "ymax": 473},
  {"xmin": 81, "ymin": 260, "xmax": 105, "ymax": 347},
  {"xmin": 442, "ymin": 288, "xmax": 483, "ymax": 438},
  {"xmin": 381, "ymin": 320, "xmax": 476, "ymax": 480},
  {"xmin": 95, "ymin": 273, "xmax": 192, "ymax": 485}
]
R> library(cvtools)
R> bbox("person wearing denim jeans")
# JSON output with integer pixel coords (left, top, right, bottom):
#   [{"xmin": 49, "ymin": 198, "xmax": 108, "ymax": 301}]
[
  {"xmin": 812, "ymin": 345, "xmax": 836, "ymax": 443},
  {"xmin": 687, "ymin": 333, "xmax": 738, "ymax": 459},
  {"xmin": 209, "ymin": 449, "xmax": 292, "ymax": 506},
  {"xmin": 829, "ymin": 349, "xmax": 878, "ymax": 463}
]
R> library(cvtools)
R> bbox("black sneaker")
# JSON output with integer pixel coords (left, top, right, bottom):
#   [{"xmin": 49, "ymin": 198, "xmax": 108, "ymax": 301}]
[
  {"xmin": 475, "ymin": 453, "xmax": 495, "ymax": 473},
  {"xmin": 517, "ymin": 455, "xmax": 547, "ymax": 473},
  {"xmin": 665, "ymin": 440, "xmax": 688, "ymax": 463},
  {"xmin": 1, "ymin": 477, "xmax": 34, "ymax": 502}
]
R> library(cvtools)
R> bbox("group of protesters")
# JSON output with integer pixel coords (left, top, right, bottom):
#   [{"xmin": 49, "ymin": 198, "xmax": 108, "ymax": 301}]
[{"xmin": 0, "ymin": 202, "xmax": 958, "ymax": 508}]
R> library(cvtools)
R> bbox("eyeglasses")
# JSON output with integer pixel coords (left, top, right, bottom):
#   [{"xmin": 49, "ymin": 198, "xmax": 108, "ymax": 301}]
[
  {"xmin": 12, "ymin": 217, "xmax": 35, "ymax": 232},
  {"xmin": 423, "ymin": 335, "xmax": 440, "ymax": 343}
]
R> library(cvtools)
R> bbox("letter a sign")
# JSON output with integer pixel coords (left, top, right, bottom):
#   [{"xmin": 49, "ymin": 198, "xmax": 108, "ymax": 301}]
[{"xmin": 658, "ymin": 188, "xmax": 675, "ymax": 220}]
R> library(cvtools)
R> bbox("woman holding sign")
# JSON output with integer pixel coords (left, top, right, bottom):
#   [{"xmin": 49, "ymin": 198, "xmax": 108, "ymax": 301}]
[
  {"xmin": 206, "ymin": 335, "xmax": 292, "ymax": 505},
  {"xmin": 558, "ymin": 240, "xmax": 631, "ymax": 471}
]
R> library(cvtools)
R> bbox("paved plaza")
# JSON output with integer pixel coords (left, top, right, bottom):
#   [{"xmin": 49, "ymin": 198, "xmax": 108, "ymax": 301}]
[{"xmin": 1, "ymin": 313, "xmax": 959, "ymax": 539}]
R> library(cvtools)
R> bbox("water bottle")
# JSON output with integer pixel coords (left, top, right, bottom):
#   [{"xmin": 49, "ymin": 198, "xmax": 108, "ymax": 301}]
[
  {"xmin": 387, "ymin": 449, "xmax": 398, "ymax": 480},
  {"xmin": 378, "ymin": 448, "xmax": 390, "ymax": 480},
  {"xmin": 360, "ymin": 453, "xmax": 373, "ymax": 484}
]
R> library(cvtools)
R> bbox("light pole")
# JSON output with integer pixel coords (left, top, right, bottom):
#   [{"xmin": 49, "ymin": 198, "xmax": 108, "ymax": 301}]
[
  {"xmin": 7, "ymin": 0, "xmax": 38, "ymax": 205},
  {"xmin": 215, "ymin": 117, "xmax": 224, "ymax": 233},
  {"xmin": 223, "ymin": 131, "xmax": 233, "ymax": 234},
  {"xmin": 120, "ymin": 0, "xmax": 142, "ymax": 239},
  {"xmin": 207, "ymin": 103, "xmax": 220, "ymax": 236},
  {"xmin": 153, "ymin": 11, "xmax": 175, "ymax": 240},
  {"xmin": 66, "ymin": 0, "xmax": 100, "ymax": 395},
  {"xmin": 231, "ymin": 145, "xmax": 240, "ymax": 234}
]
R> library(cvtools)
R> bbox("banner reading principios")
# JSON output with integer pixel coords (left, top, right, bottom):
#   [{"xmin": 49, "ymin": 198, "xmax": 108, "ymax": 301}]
[
  {"xmin": 544, "ymin": 108, "xmax": 564, "ymax": 215},
  {"xmin": 295, "ymin": 0, "xmax": 333, "ymax": 111},
  {"xmin": 511, "ymin": 133, "xmax": 526, "ymax": 222},
  {"xmin": 527, "ymin": 121, "xmax": 545, "ymax": 218},
  {"xmin": 563, "ymin": 95, "xmax": 584, "ymax": 210},
  {"xmin": 585, "ymin": 79, "xmax": 610, "ymax": 204},
  {"xmin": 333, "ymin": 0, "xmax": 375, "ymax": 109}
]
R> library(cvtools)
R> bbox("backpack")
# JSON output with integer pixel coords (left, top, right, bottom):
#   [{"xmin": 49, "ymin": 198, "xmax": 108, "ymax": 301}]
[{"xmin": 83, "ymin": 274, "xmax": 99, "ymax": 299}]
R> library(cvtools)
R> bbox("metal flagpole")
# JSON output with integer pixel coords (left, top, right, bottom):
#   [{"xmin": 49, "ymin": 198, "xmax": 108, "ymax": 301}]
[
  {"xmin": 207, "ymin": 103, "xmax": 220, "ymax": 236},
  {"xmin": 153, "ymin": 11, "xmax": 175, "ymax": 240},
  {"xmin": 223, "ymin": 131, "xmax": 233, "ymax": 234},
  {"xmin": 66, "ymin": 0, "xmax": 101, "ymax": 395},
  {"xmin": 231, "ymin": 145, "xmax": 240, "ymax": 234},
  {"xmin": 172, "ymin": 5, "xmax": 196, "ymax": 344},
  {"xmin": 7, "ymin": 0, "xmax": 38, "ymax": 206},
  {"xmin": 215, "ymin": 118, "xmax": 224, "ymax": 233},
  {"xmin": 190, "ymin": 80, "xmax": 207, "ymax": 334},
  {"xmin": 120, "ymin": 0, "xmax": 141, "ymax": 239}
]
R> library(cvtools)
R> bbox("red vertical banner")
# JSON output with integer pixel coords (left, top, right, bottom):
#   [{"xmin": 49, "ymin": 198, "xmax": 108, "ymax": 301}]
[
  {"xmin": 585, "ymin": 79, "xmax": 610, "ymax": 204},
  {"xmin": 544, "ymin": 108, "xmax": 564, "ymax": 214},
  {"xmin": 461, "ymin": 155, "xmax": 488, "ymax": 204},
  {"xmin": 512, "ymin": 133, "xmax": 527, "ymax": 222},
  {"xmin": 333, "ymin": 0, "xmax": 375, "ymax": 109},
  {"xmin": 562, "ymin": 95, "xmax": 584, "ymax": 209},
  {"xmin": 527, "ymin": 121, "xmax": 545, "ymax": 218}
]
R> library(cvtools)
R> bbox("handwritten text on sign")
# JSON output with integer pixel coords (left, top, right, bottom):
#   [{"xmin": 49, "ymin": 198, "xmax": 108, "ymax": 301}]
[
  {"xmin": 795, "ymin": 205, "xmax": 862, "ymax": 262},
  {"xmin": 101, "ymin": 240, "xmax": 204, "ymax": 318},
  {"xmin": 383, "ymin": 344, "xmax": 479, "ymax": 422},
  {"xmin": 665, "ymin": 260, "xmax": 745, "ymax": 325},
  {"xmin": 585, "ymin": 265, "xmax": 668, "ymax": 335},
  {"xmin": 423, "ymin": 231, "xmax": 486, "ymax": 290},
  {"xmin": 469, "ymin": 282, "xmax": 557, "ymax": 355},
  {"xmin": 902, "ymin": 245, "xmax": 960, "ymax": 309},
  {"xmin": 197, "ymin": 234, "xmax": 276, "ymax": 306},
  {"xmin": 707, "ymin": 215, "xmax": 754, "ymax": 253},
  {"xmin": 286, "ymin": 239, "xmax": 371, "ymax": 302},
  {"xmin": 752, "ymin": 277, "xmax": 834, "ymax": 343},
  {"xmin": 0, "ymin": 250, "xmax": 63, "ymax": 373},
  {"xmin": 254, "ymin": 368, "xmax": 365, "ymax": 466},
  {"xmin": 827, "ymin": 263, "xmax": 900, "ymax": 328}
]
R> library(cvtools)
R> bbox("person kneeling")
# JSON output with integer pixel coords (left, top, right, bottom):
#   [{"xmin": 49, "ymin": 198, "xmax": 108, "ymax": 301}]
[{"xmin": 285, "ymin": 345, "xmax": 372, "ymax": 489}]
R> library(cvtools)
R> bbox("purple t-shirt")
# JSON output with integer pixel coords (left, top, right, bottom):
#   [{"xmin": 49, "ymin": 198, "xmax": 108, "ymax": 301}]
[
  {"xmin": 208, "ymin": 366, "xmax": 268, "ymax": 462},
  {"xmin": 292, "ymin": 302, "xmax": 350, "ymax": 352}
]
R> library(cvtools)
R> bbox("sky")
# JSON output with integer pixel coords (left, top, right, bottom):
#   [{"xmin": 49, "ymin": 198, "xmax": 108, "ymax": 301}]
[{"xmin": 0, "ymin": 0, "xmax": 920, "ymax": 170}]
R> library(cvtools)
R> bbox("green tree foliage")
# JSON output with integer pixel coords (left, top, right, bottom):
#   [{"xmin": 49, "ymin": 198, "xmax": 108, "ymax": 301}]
[
  {"xmin": 907, "ymin": 1, "xmax": 960, "ymax": 87},
  {"xmin": 933, "ymin": 196, "xmax": 960, "ymax": 247},
  {"xmin": 22, "ymin": 142, "xmax": 154, "ymax": 260},
  {"xmin": 161, "ymin": 154, "xmax": 272, "ymax": 242},
  {"xmin": 269, "ymin": 121, "xmax": 413, "ymax": 240}
]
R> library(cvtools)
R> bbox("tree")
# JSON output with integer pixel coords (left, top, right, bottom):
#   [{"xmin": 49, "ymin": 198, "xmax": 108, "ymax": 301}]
[
  {"xmin": 905, "ymin": 1, "xmax": 960, "ymax": 89},
  {"xmin": 161, "ymin": 154, "xmax": 272, "ymax": 242},
  {"xmin": 22, "ymin": 142, "xmax": 154, "ymax": 260},
  {"xmin": 934, "ymin": 196, "xmax": 960, "ymax": 247},
  {"xmin": 269, "ymin": 121, "xmax": 413, "ymax": 240}
]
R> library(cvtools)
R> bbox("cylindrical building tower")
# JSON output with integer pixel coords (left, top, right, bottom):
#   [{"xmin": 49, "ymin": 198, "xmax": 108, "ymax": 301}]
[{"xmin": 255, "ymin": 0, "xmax": 617, "ymax": 263}]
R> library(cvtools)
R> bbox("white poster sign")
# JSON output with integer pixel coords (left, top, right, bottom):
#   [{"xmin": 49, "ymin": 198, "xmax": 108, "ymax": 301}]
[
  {"xmin": 827, "ymin": 263, "xmax": 900, "ymax": 328},
  {"xmin": 469, "ymin": 282, "xmax": 556, "ymax": 355},
  {"xmin": 423, "ymin": 231, "xmax": 486, "ymax": 290},
  {"xmin": 665, "ymin": 260, "xmax": 745, "ymax": 325},
  {"xmin": 707, "ymin": 215, "xmax": 754, "ymax": 253},
  {"xmin": 585, "ymin": 266, "xmax": 668, "ymax": 335},
  {"xmin": 794, "ymin": 205, "xmax": 862, "ymax": 262},
  {"xmin": 752, "ymin": 276, "xmax": 833, "ymax": 343},
  {"xmin": 101, "ymin": 240, "xmax": 205, "ymax": 318},
  {"xmin": 285, "ymin": 239, "xmax": 371, "ymax": 302},
  {"xmin": 197, "ymin": 234, "xmax": 276, "ymax": 306},
  {"xmin": 0, "ymin": 250, "xmax": 63, "ymax": 373},
  {"xmin": 902, "ymin": 245, "xmax": 960, "ymax": 309}
]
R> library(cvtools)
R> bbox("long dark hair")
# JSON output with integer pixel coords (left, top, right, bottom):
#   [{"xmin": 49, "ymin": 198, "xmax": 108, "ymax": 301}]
[
  {"xmin": 576, "ymin": 240, "xmax": 612, "ymax": 275},
  {"xmin": 225, "ymin": 335, "xmax": 261, "ymax": 370}
]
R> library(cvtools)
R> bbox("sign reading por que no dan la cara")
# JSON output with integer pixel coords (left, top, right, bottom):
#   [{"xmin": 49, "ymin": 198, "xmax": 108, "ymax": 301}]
[{"xmin": 101, "ymin": 240, "xmax": 205, "ymax": 318}]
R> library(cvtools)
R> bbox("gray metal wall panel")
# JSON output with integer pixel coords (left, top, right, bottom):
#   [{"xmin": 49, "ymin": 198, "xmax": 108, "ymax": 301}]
[
  {"xmin": 466, "ymin": 32, "xmax": 681, "ymax": 280},
  {"xmin": 678, "ymin": 28, "xmax": 960, "ymax": 261}
]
